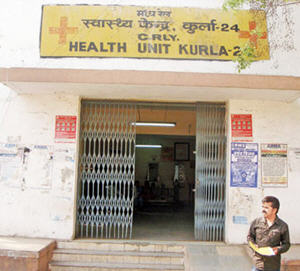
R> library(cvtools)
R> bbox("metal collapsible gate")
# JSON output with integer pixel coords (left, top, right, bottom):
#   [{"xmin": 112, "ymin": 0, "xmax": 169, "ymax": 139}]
[
  {"xmin": 76, "ymin": 101, "xmax": 136, "ymax": 239},
  {"xmin": 195, "ymin": 103, "xmax": 226, "ymax": 241}
]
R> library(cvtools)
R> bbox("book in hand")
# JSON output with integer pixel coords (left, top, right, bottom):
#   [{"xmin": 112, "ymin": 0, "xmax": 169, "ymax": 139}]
[{"xmin": 249, "ymin": 241, "xmax": 275, "ymax": 256}]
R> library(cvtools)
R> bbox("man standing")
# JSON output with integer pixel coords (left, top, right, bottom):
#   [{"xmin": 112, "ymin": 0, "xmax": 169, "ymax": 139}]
[{"xmin": 247, "ymin": 196, "xmax": 290, "ymax": 271}]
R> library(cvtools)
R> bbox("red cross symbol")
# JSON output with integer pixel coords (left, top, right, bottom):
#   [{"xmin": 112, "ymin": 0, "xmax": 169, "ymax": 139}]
[
  {"xmin": 239, "ymin": 21, "xmax": 267, "ymax": 48},
  {"xmin": 49, "ymin": 17, "xmax": 78, "ymax": 44}
]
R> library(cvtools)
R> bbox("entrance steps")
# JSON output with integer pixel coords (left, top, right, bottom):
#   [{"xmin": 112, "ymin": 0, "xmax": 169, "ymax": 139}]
[{"xmin": 49, "ymin": 240, "xmax": 185, "ymax": 271}]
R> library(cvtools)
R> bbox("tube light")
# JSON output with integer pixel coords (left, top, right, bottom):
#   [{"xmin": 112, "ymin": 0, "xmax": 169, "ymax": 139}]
[
  {"xmin": 135, "ymin": 144, "xmax": 162, "ymax": 148},
  {"xmin": 132, "ymin": 122, "xmax": 176, "ymax": 127}
]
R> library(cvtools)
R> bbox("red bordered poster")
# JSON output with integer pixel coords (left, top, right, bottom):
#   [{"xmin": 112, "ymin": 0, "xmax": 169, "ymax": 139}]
[
  {"xmin": 231, "ymin": 114, "xmax": 253, "ymax": 141},
  {"xmin": 55, "ymin": 115, "xmax": 77, "ymax": 142}
]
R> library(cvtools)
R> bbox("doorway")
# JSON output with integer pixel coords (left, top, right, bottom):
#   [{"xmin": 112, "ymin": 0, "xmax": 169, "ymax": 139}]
[
  {"xmin": 75, "ymin": 101, "xmax": 226, "ymax": 241},
  {"xmin": 131, "ymin": 103, "xmax": 196, "ymax": 241},
  {"xmin": 133, "ymin": 134, "xmax": 195, "ymax": 241}
]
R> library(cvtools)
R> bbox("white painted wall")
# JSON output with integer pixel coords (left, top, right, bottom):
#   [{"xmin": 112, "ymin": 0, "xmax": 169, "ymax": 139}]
[
  {"xmin": 0, "ymin": 84, "xmax": 80, "ymax": 239},
  {"xmin": 226, "ymin": 98, "xmax": 300, "ymax": 244},
  {"xmin": 0, "ymin": 0, "xmax": 300, "ymax": 76},
  {"xmin": 1, "ymin": 88, "xmax": 300, "ymax": 242},
  {"xmin": 1, "ymin": 0, "xmax": 300, "ymax": 242}
]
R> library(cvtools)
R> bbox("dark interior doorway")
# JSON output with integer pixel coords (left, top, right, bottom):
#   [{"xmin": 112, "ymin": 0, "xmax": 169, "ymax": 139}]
[
  {"xmin": 130, "ymin": 103, "xmax": 197, "ymax": 241},
  {"xmin": 132, "ymin": 134, "xmax": 195, "ymax": 241}
]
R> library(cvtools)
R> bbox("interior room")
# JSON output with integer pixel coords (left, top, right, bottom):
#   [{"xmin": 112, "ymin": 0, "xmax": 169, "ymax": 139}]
[{"xmin": 132, "ymin": 103, "xmax": 196, "ymax": 241}]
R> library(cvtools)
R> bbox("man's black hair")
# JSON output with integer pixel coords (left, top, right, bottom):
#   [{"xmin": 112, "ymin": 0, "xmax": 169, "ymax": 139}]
[{"xmin": 262, "ymin": 196, "xmax": 280, "ymax": 214}]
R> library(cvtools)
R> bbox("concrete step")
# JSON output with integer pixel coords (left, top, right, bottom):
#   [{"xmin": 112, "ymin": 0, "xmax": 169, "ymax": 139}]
[
  {"xmin": 57, "ymin": 241, "xmax": 185, "ymax": 253},
  {"xmin": 52, "ymin": 248, "xmax": 184, "ymax": 264},
  {"xmin": 281, "ymin": 260, "xmax": 300, "ymax": 271},
  {"xmin": 49, "ymin": 261, "xmax": 185, "ymax": 271}
]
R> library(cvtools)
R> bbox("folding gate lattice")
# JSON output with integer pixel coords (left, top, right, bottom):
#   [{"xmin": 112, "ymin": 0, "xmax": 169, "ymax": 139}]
[
  {"xmin": 195, "ymin": 103, "xmax": 226, "ymax": 241},
  {"xmin": 76, "ymin": 101, "xmax": 136, "ymax": 239}
]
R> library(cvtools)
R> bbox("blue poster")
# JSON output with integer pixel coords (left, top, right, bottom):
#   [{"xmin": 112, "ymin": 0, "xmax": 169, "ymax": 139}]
[{"xmin": 230, "ymin": 142, "xmax": 258, "ymax": 188}]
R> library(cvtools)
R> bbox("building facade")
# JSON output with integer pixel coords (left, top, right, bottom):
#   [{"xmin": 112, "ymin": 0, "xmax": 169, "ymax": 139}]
[{"xmin": 1, "ymin": 0, "xmax": 300, "ymax": 244}]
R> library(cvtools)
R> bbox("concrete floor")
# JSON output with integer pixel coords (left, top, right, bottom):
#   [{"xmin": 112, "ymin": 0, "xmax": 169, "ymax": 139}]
[{"xmin": 132, "ymin": 205, "xmax": 194, "ymax": 241}]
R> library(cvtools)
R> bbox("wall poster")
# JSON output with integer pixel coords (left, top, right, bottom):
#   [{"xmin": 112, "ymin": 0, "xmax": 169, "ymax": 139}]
[
  {"xmin": 0, "ymin": 143, "xmax": 23, "ymax": 187},
  {"xmin": 55, "ymin": 115, "xmax": 77, "ymax": 143},
  {"xmin": 230, "ymin": 142, "xmax": 258, "ymax": 188},
  {"xmin": 261, "ymin": 143, "xmax": 288, "ymax": 187},
  {"xmin": 22, "ymin": 145, "xmax": 54, "ymax": 189},
  {"xmin": 289, "ymin": 147, "xmax": 300, "ymax": 172},
  {"xmin": 231, "ymin": 114, "xmax": 253, "ymax": 142}
]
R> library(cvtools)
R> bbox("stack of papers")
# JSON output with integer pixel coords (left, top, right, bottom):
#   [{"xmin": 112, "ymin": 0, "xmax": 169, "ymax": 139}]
[{"xmin": 249, "ymin": 241, "xmax": 275, "ymax": 256}]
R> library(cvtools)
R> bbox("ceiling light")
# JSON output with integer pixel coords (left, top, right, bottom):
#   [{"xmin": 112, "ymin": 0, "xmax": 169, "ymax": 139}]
[
  {"xmin": 135, "ymin": 144, "xmax": 162, "ymax": 148},
  {"xmin": 132, "ymin": 122, "xmax": 176, "ymax": 127}
]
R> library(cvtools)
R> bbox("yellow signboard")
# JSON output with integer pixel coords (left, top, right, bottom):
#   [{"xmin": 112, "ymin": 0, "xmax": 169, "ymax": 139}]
[{"xmin": 40, "ymin": 5, "xmax": 269, "ymax": 60}]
